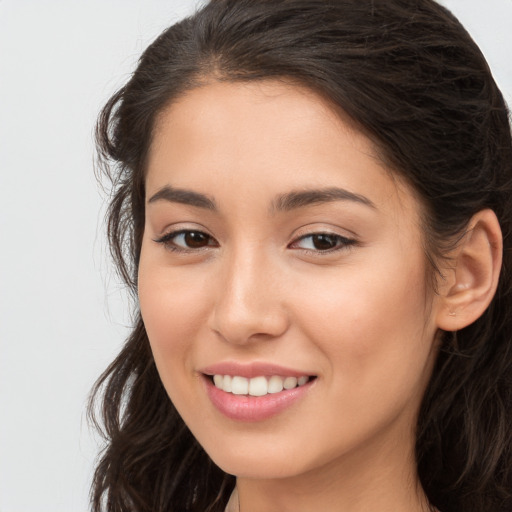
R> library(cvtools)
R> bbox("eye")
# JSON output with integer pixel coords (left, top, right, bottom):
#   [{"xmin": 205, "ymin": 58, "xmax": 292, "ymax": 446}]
[
  {"xmin": 154, "ymin": 229, "xmax": 218, "ymax": 252},
  {"xmin": 290, "ymin": 233, "xmax": 356, "ymax": 252}
]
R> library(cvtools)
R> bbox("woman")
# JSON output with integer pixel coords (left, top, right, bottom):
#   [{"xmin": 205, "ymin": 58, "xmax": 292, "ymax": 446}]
[{"xmin": 89, "ymin": 1, "xmax": 512, "ymax": 511}]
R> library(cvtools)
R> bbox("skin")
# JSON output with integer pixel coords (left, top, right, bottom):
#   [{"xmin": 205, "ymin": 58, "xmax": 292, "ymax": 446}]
[{"xmin": 138, "ymin": 80, "xmax": 446, "ymax": 512}]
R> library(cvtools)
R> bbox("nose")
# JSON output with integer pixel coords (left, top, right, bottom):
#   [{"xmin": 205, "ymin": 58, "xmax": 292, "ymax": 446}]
[{"xmin": 208, "ymin": 248, "xmax": 290, "ymax": 345}]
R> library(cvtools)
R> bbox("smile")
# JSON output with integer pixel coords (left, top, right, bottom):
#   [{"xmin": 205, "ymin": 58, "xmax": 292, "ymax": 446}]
[
  {"xmin": 212, "ymin": 374, "xmax": 311, "ymax": 396},
  {"xmin": 203, "ymin": 372, "xmax": 316, "ymax": 422}
]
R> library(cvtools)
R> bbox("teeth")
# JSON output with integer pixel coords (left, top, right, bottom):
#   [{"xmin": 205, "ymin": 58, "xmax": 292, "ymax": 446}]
[
  {"xmin": 212, "ymin": 374, "xmax": 311, "ymax": 396},
  {"xmin": 298, "ymin": 376, "xmax": 308, "ymax": 386},
  {"xmin": 223, "ymin": 374, "xmax": 232, "ymax": 392},
  {"xmin": 213, "ymin": 374, "xmax": 223, "ymax": 388},
  {"xmin": 283, "ymin": 376, "xmax": 298, "ymax": 389},
  {"xmin": 268, "ymin": 375, "xmax": 284, "ymax": 394},
  {"xmin": 247, "ymin": 376, "xmax": 267, "ymax": 396},
  {"xmin": 231, "ymin": 376, "xmax": 249, "ymax": 395}
]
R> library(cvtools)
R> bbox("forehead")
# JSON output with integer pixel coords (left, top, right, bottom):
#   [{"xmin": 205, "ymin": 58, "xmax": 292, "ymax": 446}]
[
  {"xmin": 147, "ymin": 80, "xmax": 420, "ymax": 222},
  {"xmin": 150, "ymin": 80, "xmax": 371, "ymax": 171}
]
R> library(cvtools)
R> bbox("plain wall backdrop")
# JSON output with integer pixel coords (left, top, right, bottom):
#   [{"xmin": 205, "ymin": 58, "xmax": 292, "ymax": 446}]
[{"xmin": 0, "ymin": 1, "xmax": 510, "ymax": 511}]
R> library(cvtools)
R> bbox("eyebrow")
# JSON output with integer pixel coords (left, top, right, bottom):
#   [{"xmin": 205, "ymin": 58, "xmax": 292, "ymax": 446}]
[
  {"xmin": 147, "ymin": 185, "xmax": 376, "ymax": 213},
  {"xmin": 148, "ymin": 185, "xmax": 217, "ymax": 210},
  {"xmin": 271, "ymin": 187, "xmax": 376, "ymax": 212}
]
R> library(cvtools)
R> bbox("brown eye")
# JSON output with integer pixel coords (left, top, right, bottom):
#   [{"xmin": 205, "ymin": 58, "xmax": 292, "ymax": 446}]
[
  {"xmin": 154, "ymin": 230, "xmax": 218, "ymax": 252},
  {"xmin": 290, "ymin": 233, "xmax": 356, "ymax": 253},
  {"xmin": 183, "ymin": 231, "xmax": 211, "ymax": 248},
  {"xmin": 311, "ymin": 234, "xmax": 338, "ymax": 250}
]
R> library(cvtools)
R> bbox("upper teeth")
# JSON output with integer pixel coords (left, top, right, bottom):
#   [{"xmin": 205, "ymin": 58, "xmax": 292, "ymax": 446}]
[{"xmin": 213, "ymin": 375, "xmax": 310, "ymax": 396}]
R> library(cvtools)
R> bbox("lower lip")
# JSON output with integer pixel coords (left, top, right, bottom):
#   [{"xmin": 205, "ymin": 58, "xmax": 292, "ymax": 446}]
[{"xmin": 203, "ymin": 376, "xmax": 315, "ymax": 422}]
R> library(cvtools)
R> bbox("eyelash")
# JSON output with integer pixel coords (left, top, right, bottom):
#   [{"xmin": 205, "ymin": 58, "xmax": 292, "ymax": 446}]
[
  {"xmin": 153, "ymin": 230, "xmax": 218, "ymax": 253},
  {"xmin": 153, "ymin": 229, "xmax": 357, "ymax": 255},
  {"xmin": 290, "ymin": 233, "xmax": 357, "ymax": 254}
]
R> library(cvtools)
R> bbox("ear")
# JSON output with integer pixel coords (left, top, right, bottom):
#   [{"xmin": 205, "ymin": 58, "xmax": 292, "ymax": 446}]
[{"xmin": 436, "ymin": 209, "xmax": 503, "ymax": 332}]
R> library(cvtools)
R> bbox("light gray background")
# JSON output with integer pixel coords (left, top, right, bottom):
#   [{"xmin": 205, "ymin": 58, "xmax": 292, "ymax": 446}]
[{"xmin": 0, "ymin": 1, "xmax": 510, "ymax": 511}]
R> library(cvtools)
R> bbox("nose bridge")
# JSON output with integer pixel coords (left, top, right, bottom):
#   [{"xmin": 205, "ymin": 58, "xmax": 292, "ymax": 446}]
[{"xmin": 209, "ymin": 242, "xmax": 288, "ymax": 344}]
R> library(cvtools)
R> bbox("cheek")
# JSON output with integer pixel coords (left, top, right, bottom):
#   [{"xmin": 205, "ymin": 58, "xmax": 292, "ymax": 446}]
[
  {"xmin": 137, "ymin": 253, "xmax": 209, "ymax": 373},
  {"xmin": 294, "ymin": 253, "xmax": 434, "ymax": 397}
]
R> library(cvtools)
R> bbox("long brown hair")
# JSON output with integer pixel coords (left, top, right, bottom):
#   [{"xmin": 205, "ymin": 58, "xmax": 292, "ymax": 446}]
[{"xmin": 89, "ymin": 1, "xmax": 512, "ymax": 511}]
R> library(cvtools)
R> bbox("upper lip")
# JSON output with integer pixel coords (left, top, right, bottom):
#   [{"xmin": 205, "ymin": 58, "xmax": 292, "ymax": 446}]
[{"xmin": 199, "ymin": 361, "xmax": 315, "ymax": 379}]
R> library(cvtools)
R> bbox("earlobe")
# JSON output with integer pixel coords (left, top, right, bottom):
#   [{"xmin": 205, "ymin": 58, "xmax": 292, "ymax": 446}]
[{"xmin": 436, "ymin": 209, "xmax": 503, "ymax": 332}]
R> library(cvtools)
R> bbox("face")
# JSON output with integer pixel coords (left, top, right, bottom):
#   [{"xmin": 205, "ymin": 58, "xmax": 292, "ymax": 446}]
[{"xmin": 138, "ymin": 81, "xmax": 442, "ymax": 480}]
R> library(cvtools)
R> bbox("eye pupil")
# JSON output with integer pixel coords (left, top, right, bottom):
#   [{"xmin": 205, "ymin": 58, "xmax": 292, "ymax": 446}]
[
  {"xmin": 312, "ymin": 234, "xmax": 336, "ymax": 250},
  {"xmin": 184, "ymin": 231, "xmax": 209, "ymax": 248}
]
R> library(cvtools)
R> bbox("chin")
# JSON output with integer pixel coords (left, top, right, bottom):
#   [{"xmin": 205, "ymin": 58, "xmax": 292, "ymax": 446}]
[
  {"xmin": 198, "ymin": 434, "xmax": 324, "ymax": 480},
  {"xmin": 212, "ymin": 453, "xmax": 304, "ymax": 480}
]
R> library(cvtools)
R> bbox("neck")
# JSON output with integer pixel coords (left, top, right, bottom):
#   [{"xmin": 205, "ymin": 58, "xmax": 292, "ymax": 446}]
[{"xmin": 233, "ymin": 426, "xmax": 431, "ymax": 512}]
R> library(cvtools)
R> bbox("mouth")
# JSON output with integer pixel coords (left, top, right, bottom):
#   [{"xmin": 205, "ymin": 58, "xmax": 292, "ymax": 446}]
[
  {"xmin": 208, "ymin": 374, "xmax": 315, "ymax": 396},
  {"xmin": 199, "ymin": 362, "xmax": 317, "ymax": 421},
  {"xmin": 201, "ymin": 370, "xmax": 317, "ymax": 422}
]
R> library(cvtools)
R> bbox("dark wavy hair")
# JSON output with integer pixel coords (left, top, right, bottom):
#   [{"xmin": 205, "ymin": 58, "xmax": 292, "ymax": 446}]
[{"xmin": 89, "ymin": 1, "xmax": 512, "ymax": 511}]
